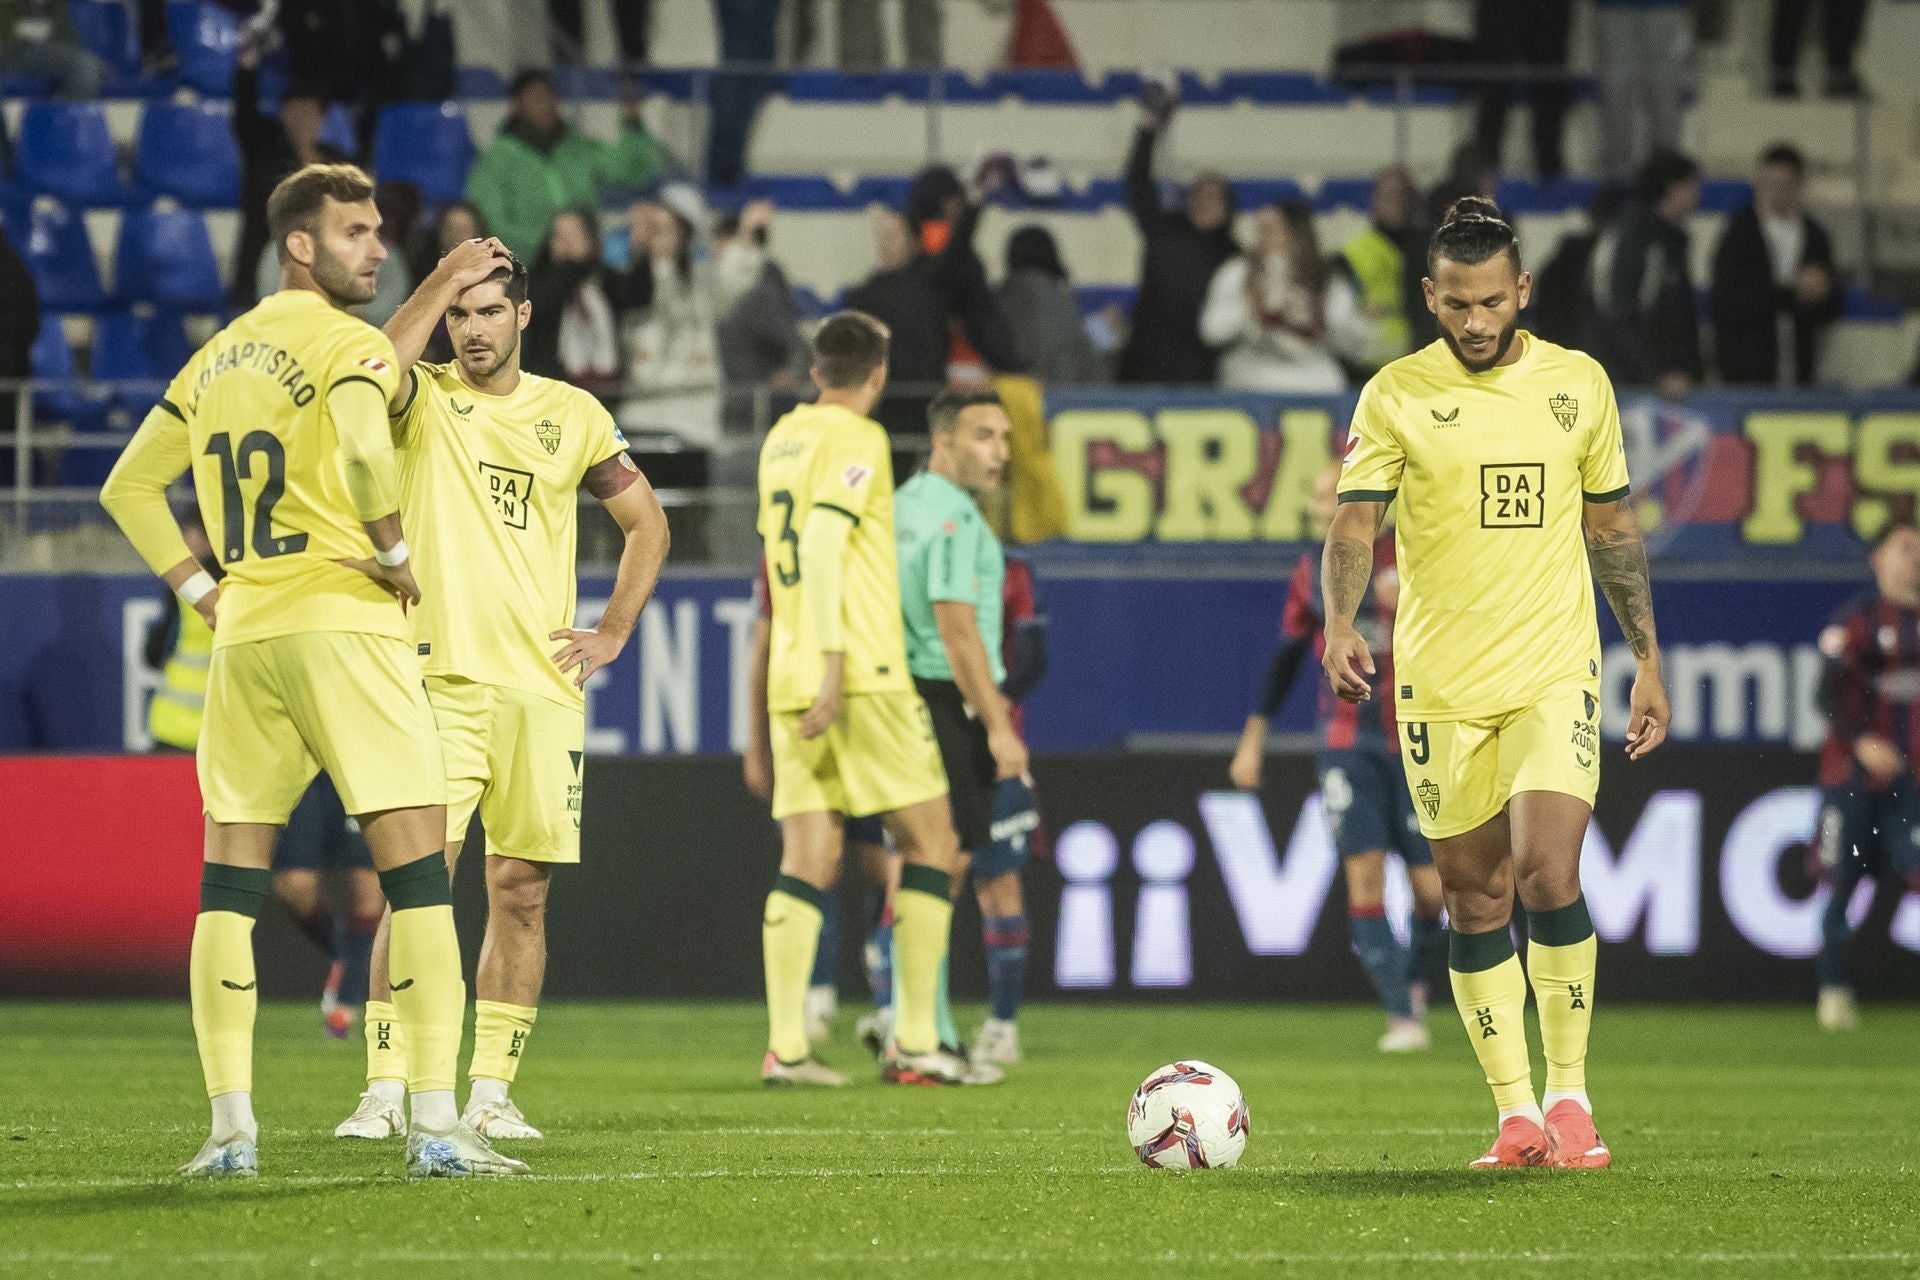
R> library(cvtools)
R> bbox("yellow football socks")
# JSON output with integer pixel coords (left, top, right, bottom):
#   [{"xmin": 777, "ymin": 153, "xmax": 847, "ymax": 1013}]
[
  {"xmin": 364, "ymin": 998, "xmax": 406, "ymax": 1085},
  {"xmin": 190, "ymin": 864, "xmax": 270, "ymax": 1100},
  {"xmin": 1527, "ymin": 896, "xmax": 1597, "ymax": 1100},
  {"xmin": 471, "ymin": 1000, "xmax": 539, "ymax": 1084},
  {"xmin": 379, "ymin": 854, "xmax": 465, "ymax": 1096},
  {"xmin": 892, "ymin": 863, "xmax": 954, "ymax": 1056},
  {"xmin": 1448, "ymin": 925, "xmax": 1536, "ymax": 1115},
  {"xmin": 764, "ymin": 875, "xmax": 826, "ymax": 1063}
]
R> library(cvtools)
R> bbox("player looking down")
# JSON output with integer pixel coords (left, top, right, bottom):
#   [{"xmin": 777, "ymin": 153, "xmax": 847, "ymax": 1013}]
[{"xmin": 1324, "ymin": 197, "xmax": 1669, "ymax": 1170}]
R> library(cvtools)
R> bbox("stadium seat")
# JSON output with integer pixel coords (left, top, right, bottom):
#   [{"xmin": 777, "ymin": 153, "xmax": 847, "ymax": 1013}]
[
  {"xmin": 16, "ymin": 200, "xmax": 107, "ymax": 312},
  {"xmin": 90, "ymin": 309, "xmax": 192, "ymax": 416},
  {"xmin": 136, "ymin": 102, "xmax": 241, "ymax": 207},
  {"xmin": 166, "ymin": 1, "xmax": 241, "ymax": 97},
  {"xmin": 372, "ymin": 103, "xmax": 473, "ymax": 204},
  {"xmin": 114, "ymin": 208, "xmax": 225, "ymax": 310},
  {"xmin": 71, "ymin": 0, "xmax": 141, "ymax": 80},
  {"xmin": 318, "ymin": 104, "xmax": 358, "ymax": 159},
  {"xmin": 29, "ymin": 319, "xmax": 112, "ymax": 432},
  {"xmin": 15, "ymin": 103, "xmax": 134, "ymax": 206}
]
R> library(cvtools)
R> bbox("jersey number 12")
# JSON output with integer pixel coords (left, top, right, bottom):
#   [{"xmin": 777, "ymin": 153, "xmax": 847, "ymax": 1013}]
[{"xmin": 204, "ymin": 430, "xmax": 308, "ymax": 563}]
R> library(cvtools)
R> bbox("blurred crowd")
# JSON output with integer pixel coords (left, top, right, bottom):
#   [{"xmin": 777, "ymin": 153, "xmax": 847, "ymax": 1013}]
[{"xmin": 0, "ymin": 0, "xmax": 1899, "ymax": 476}]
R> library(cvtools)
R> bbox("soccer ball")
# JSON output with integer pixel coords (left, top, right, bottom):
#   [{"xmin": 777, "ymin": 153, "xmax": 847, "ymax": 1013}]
[{"xmin": 1126, "ymin": 1060, "xmax": 1249, "ymax": 1169}]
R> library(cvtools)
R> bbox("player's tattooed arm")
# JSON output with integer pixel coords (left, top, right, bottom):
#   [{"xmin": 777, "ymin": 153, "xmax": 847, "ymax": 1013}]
[
  {"xmin": 1322, "ymin": 501, "xmax": 1384, "ymax": 625},
  {"xmin": 1320, "ymin": 500, "xmax": 1384, "ymax": 703},
  {"xmin": 1584, "ymin": 499, "xmax": 1658, "ymax": 660}
]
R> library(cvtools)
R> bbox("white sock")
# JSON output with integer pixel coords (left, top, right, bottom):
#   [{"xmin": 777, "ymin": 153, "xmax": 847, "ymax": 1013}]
[
  {"xmin": 1497, "ymin": 1102, "xmax": 1546, "ymax": 1129},
  {"xmin": 210, "ymin": 1090, "xmax": 256, "ymax": 1140},
  {"xmin": 368, "ymin": 1078, "xmax": 406, "ymax": 1107},
  {"xmin": 1542, "ymin": 1089, "xmax": 1592, "ymax": 1116},
  {"xmin": 411, "ymin": 1088, "xmax": 457, "ymax": 1131},
  {"xmin": 467, "ymin": 1076, "xmax": 509, "ymax": 1108}
]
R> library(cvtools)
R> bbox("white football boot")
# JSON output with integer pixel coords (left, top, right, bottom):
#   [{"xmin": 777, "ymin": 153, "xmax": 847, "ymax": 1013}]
[
  {"xmin": 1378, "ymin": 1018, "xmax": 1432, "ymax": 1053},
  {"xmin": 406, "ymin": 1121, "xmax": 530, "ymax": 1177},
  {"xmin": 761, "ymin": 1051, "xmax": 850, "ymax": 1087},
  {"xmin": 178, "ymin": 1133, "xmax": 259, "ymax": 1179},
  {"xmin": 334, "ymin": 1091, "xmax": 407, "ymax": 1139},
  {"xmin": 804, "ymin": 984, "xmax": 839, "ymax": 1048},
  {"xmin": 972, "ymin": 1017, "xmax": 1021, "ymax": 1066},
  {"xmin": 462, "ymin": 1095, "xmax": 544, "ymax": 1140},
  {"xmin": 1817, "ymin": 986, "xmax": 1860, "ymax": 1032}
]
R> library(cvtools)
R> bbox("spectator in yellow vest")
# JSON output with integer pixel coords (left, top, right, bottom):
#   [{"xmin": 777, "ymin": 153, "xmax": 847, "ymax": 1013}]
[{"xmin": 1332, "ymin": 167, "xmax": 1424, "ymax": 379}]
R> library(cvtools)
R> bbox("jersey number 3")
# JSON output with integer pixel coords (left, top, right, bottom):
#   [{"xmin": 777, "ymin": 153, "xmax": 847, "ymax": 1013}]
[
  {"xmin": 205, "ymin": 430, "xmax": 308, "ymax": 563},
  {"xmin": 771, "ymin": 489, "xmax": 801, "ymax": 587}
]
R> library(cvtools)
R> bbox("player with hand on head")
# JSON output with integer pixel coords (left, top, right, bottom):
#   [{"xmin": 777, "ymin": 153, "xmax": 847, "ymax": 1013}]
[
  {"xmin": 756, "ymin": 311, "xmax": 966, "ymax": 1087},
  {"xmin": 1811, "ymin": 520, "xmax": 1920, "ymax": 1031},
  {"xmin": 334, "ymin": 237, "xmax": 670, "ymax": 1143},
  {"xmin": 1323, "ymin": 197, "xmax": 1668, "ymax": 1170},
  {"xmin": 1232, "ymin": 459, "xmax": 1445, "ymax": 1053},
  {"xmin": 101, "ymin": 163, "xmax": 523, "ymax": 1178}
]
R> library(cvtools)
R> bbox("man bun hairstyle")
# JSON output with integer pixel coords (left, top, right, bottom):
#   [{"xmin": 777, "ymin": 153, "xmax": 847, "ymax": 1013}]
[
  {"xmin": 268, "ymin": 163, "xmax": 376, "ymax": 262},
  {"xmin": 812, "ymin": 310, "xmax": 891, "ymax": 389},
  {"xmin": 927, "ymin": 385, "xmax": 1004, "ymax": 435},
  {"xmin": 1426, "ymin": 195, "xmax": 1521, "ymax": 276}
]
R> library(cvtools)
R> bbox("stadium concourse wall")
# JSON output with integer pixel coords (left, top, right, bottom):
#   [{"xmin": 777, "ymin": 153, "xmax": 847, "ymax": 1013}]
[{"xmin": 2, "ymin": 750, "xmax": 1916, "ymax": 1002}]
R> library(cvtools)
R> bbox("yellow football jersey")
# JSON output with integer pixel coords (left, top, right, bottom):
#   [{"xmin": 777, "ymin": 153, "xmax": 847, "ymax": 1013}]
[
  {"xmin": 159, "ymin": 289, "xmax": 405, "ymax": 647},
  {"xmin": 757, "ymin": 402, "xmax": 912, "ymax": 713},
  {"xmin": 393, "ymin": 362, "xmax": 628, "ymax": 708},
  {"xmin": 1339, "ymin": 333, "xmax": 1631, "ymax": 720}
]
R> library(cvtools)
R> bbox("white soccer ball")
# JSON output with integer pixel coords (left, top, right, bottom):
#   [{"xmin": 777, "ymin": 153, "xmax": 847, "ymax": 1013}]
[{"xmin": 1126, "ymin": 1059, "xmax": 1249, "ymax": 1169}]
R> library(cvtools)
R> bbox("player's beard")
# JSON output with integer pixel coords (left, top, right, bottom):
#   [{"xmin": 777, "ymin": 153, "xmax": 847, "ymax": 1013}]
[
  {"xmin": 311, "ymin": 243, "xmax": 379, "ymax": 308},
  {"xmin": 1439, "ymin": 315, "xmax": 1518, "ymax": 373},
  {"xmin": 463, "ymin": 329, "xmax": 518, "ymax": 380}
]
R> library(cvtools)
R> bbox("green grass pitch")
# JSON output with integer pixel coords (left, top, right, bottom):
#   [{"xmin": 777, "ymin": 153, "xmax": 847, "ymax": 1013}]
[{"xmin": 5, "ymin": 1001, "xmax": 1916, "ymax": 1279}]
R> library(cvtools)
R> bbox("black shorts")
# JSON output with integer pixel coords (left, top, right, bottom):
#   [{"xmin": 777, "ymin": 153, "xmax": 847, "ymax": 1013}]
[{"xmin": 916, "ymin": 677, "xmax": 995, "ymax": 853}]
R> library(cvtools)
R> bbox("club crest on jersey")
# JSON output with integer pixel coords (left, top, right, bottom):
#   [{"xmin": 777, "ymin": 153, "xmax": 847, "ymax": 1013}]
[
  {"xmin": 1549, "ymin": 393, "xmax": 1578, "ymax": 432},
  {"xmin": 842, "ymin": 463, "xmax": 871, "ymax": 489},
  {"xmin": 1416, "ymin": 778, "xmax": 1442, "ymax": 821},
  {"xmin": 1431, "ymin": 407, "xmax": 1459, "ymax": 425},
  {"xmin": 536, "ymin": 419, "xmax": 562, "ymax": 456}
]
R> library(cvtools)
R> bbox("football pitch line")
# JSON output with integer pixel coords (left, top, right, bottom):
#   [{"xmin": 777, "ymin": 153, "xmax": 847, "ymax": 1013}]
[{"xmin": 3, "ymin": 1248, "xmax": 1914, "ymax": 1268}]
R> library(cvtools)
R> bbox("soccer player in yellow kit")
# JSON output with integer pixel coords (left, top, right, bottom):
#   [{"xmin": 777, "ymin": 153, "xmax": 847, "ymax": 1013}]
[
  {"xmin": 99, "ymin": 164, "xmax": 524, "ymax": 1178},
  {"xmin": 756, "ymin": 311, "xmax": 965, "ymax": 1087},
  {"xmin": 1325, "ymin": 198, "xmax": 1670, "ymax": 1170},
  {"xmin": 332, "ymin": 243, "xmax": 670, "ymax": 1141}
]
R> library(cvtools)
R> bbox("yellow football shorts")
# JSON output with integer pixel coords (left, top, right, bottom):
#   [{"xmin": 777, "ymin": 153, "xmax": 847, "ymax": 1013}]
[
  {"xmin": 770, "ymin": 690, "xmax": 948, "ymax": 822},
  {"xmin": 199, "ymin": 631, "xmax": 445, "ymax": 824},
  {"xmin": 427, "ymin": 675, "xmax": 586, "ymax": 863},
  {"xmin": 1396, "ymin": 683, "xmax": 1602, "ymax": 841}
]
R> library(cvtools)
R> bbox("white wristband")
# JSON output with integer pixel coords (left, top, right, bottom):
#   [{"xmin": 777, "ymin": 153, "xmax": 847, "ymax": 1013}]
[
  {"xmin": 177, "ymin": 570, "xmax": 217, "ymax": 606},
  {"xmin": 374, "ymin": 540, "xmax": 409, "ymax": 568}
]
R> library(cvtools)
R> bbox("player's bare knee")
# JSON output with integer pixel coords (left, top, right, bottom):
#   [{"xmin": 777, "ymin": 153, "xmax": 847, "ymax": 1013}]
[
  {"xmin": 1513, "ymin": 859, "xmax": 1580, "ymax": 913},
  {"xmin": 487, "ymin": 858, "xmax": 549, "ymax": 928}
]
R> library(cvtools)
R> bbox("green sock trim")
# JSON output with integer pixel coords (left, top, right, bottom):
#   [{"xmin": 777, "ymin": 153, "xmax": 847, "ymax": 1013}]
[
  {"xmin": 378, "ymin": 852, "xmax": 452, "ymax": 911},
  {"xmin": 1528, "ymin": 895, "xmax": 1595, "ymax": 947},
  {"xmin": 898, "ymin": 862, "xmax": 950, "ymax": 902},
  {"xmin": 199, "ymin": 863, "xmax": 270, "ymax": 917},
  {"xmin": 1449, "ymin": 924, "xmax": 1516, "ymax": 974},
  {"xmin": 773, "ymin": 874, "xmax": 828, "ymax": 913}
]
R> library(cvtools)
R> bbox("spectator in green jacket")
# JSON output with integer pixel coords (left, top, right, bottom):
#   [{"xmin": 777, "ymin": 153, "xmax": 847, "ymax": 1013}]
[{"xmin": 466, "ymin": 68, "xmax": 667, "ymax": 260}]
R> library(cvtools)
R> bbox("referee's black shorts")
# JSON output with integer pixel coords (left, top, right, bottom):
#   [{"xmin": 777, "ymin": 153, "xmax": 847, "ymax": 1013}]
[{"xmin": 915, "ymin": 677, "xmax": 996, "ymax": 853}]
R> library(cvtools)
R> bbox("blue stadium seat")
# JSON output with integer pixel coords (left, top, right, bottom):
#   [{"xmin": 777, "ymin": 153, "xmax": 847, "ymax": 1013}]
[
  {"xmin": 167, "ymin": 1, "xmax": 241, "ymax": 96},
  {"xmin": 72, "ymin": 1, "xmax": 140, "ymax": 79},
  {"xmin": 136, "ymin": 102, "xmax": 241, "ymax": 207},
  {"xmin": 1314, "ymin": 177, "xmax": 1377, "ymax": 213},
  {"xmin": 16, "ymin": 103, "xmax": 134, "ymax": 206},
  {"xmin": 114, "ymin": 208, "xmax": 224, "ymax": 309},
  {"xmin": 372, "ymin": 103, "xmax": 473, "ymax": 204},
  {"xmin": 90, "ymin": 310, "xmax": 192, "ymax": 416},
  {"xmin": 318, "ymin": 104, "xmax": 358, "ymax": 159},
  {"xmin": 16, "ymin": 201, "xmax": 107, "ymax": 312},
  {"xmin": 29, "ymin": 318, "xmax": 112, "ymax": 432}
]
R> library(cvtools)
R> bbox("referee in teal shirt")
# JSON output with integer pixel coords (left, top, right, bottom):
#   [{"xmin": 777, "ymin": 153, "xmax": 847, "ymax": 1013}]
[{"xmin": 895, "ymin": 386, "xmax": 1032, "ymax": 1070}]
